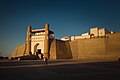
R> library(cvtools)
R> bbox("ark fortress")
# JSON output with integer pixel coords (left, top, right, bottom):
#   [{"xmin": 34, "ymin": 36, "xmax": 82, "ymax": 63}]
[{"xmin": 11, "ymin": 23, "xmax": 120, "ymax": 60}]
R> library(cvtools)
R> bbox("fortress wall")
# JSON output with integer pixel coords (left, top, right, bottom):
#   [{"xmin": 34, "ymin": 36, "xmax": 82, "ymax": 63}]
[
  {"xmin": 49, "ymin": 39, "xmax": 57, "ymax": 59},
  {"xmin": 69, "ymin": 40, "xmax": 78, "ymax": 59},
  {"xmin": 77, "ymin": 38, "xmax": 107, "ymax": 59},
  {"xmin": 70, "ymin": 33, "xmax": 120, "ymax": 60},
  {"xmin": 56, "ymin": 39, "xmax": 72, "ymax": 59},
  {"xmin": 10, "ymin": 32, "xmax": 120, "ymax": 60},
  {"xmin": 105, "ymin": 33, "xmax": 120, "ymax": 59},
  {"xmin": 17, "ymin": 44, "xmax": 26, "ymax": 57},
  {"xmin": 10, "ymin": 44, "xmax": 26, "ymax": 58},
  {"xmin": 65, "ymin": 41, "xmax": 73, "ymax": 58},
  {"xmin": 10, "ymin": 46, "xmax": 19, "ymax": 58}
]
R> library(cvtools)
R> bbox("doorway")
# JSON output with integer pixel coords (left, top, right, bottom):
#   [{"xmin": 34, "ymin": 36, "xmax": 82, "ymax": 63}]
[{"xmin": 37, "ymin": 49, "xmax": 43, "ymax": 59}]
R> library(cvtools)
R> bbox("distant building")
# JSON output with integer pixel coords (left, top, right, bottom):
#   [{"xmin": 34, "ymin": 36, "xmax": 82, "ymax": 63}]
[
  {"xmin": 61, "ymin": 36, "xmax": 71, "ymax": 41},
  {"xmin": 61, "ymin": 27, "xmax": 112, "ymax": 41},
  {"xmin": 90, "ymin": 27, "xmax": 110, "ymax": 38}
]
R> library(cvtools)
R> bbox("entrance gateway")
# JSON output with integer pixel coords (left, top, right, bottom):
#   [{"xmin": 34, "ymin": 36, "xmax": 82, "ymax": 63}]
[
  {"xmin": 28, "ymin": 23, "xmax": 54, "ymax": 59},
  {"xmin": 33, "ymin": 43, "xmax": 43, "ymax": 59}
]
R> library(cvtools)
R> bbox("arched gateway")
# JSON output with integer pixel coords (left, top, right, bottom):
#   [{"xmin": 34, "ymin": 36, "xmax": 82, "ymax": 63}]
[
  {"xmin": 33, "ymin": 43, "xmax": 43, "ymax": 59},
  {"xmin": 26, "ymin": 23, "xmax": 55, "ymax": 59}
]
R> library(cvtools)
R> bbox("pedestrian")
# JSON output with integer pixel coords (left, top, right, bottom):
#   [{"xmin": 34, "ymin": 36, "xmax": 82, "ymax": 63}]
[{"xmin": 43, "ymin": 57, "xmax": 48, "ymax": 66}]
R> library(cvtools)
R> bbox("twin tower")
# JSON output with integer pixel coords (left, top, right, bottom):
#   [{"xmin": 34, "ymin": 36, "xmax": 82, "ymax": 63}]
[{"xmin": 26, "ymin": 23, "xmax": 50, "ymax": 59}]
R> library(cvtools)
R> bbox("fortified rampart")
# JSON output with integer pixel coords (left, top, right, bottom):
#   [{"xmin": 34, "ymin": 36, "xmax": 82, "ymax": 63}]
[
  {"xmin": 10, "ymin": 33, "xmax": 120, "ymax": 60},
  {"xmin": 49, "ymin": 39, "xmax": 72, "ymax": 59},
  {"xmin": 10, "ymin": 24, "xmax": 120, "ymax": 61},
  {"xmin": 11, "ymin": 44, "xmax": 26, "ymax": 58},
  {"xmin": 69, "ymin": 33, "xmax": 120, "ymax": 60}
]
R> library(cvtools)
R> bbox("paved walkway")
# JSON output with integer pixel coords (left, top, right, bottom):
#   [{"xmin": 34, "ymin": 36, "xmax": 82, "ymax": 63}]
[{"xmin": 0, "ymin": 60, "xmax": 120, "ymax": 80}]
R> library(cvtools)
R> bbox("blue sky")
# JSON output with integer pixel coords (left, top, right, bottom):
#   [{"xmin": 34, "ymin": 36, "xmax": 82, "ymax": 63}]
[{"xmin": 0, "ymin": 0, "xmax": 120, "ymax": 56}]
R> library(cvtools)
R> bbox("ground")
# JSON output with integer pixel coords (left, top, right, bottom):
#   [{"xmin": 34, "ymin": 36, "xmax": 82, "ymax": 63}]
[{"xmin": 0, "ymin": 59, "xmax": 120, "ymax": 80}]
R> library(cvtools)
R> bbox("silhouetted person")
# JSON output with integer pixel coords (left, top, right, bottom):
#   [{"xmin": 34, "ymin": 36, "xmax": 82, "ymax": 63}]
[{"xmin": 43, "ymin": 57, "xmax": 48, "ymax": 66}]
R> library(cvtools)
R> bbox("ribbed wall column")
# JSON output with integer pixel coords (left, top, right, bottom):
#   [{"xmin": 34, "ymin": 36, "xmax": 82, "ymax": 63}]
[
  {"xmin": 26, "ymin": 25, "xmax": 31, "ymax": 55},
  {"xmin": 44, "ymin": 23, "xmax": 49, "ymax": 59}
]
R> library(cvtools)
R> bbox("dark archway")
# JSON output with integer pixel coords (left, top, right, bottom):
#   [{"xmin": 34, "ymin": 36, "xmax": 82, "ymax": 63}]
[{"xmin": 33, "ymin": 43, "xmax": 39, "ymax": 55}]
